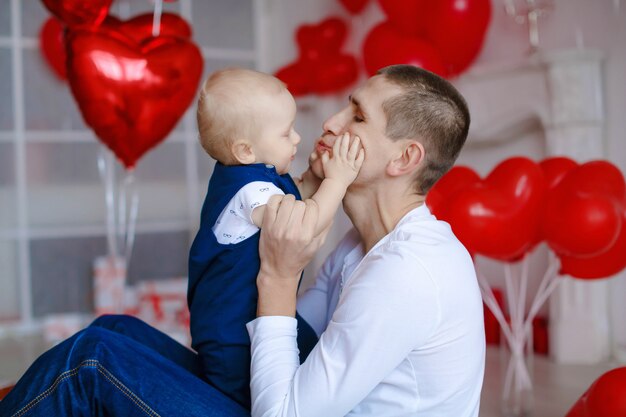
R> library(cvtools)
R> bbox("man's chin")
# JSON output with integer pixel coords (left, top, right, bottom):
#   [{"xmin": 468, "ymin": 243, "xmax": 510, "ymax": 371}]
[{"xmin": 310, "ymin": 157, "xmax": 325, "ymax": 179}]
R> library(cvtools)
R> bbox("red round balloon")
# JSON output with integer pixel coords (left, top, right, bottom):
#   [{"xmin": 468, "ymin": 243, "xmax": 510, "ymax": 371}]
[
  {"xmin": 363, "ymin": 22, "xmax": 447, "ymax": 77},
  {"xmin": 421, "ymin": 0, "xmax": 492, "ymax": 77},
  {"xmin": 568, "ymin": 160, "xmax": 626, "ymax": 204},
  {"xmin": 65, "ymin": 26, "xmax": 203, "ymax": 169},
  {"xmin": 559, "ymin": 210, "xmax": 626, "ymax": 279},
  {"xmin": 445, "ymin": 157, "xmax": 546, "ymax": 261},
  {"xmin": 41, "ymin": 0, "xmax": 112, "ymax": 27},
  {"xmin": 543, "ymin": 161, "xmax": 625, "ymax": 258},
  {"xmin": 40, "ymin": 17, "xmax": 67, "ymax": 80},
  {"xmin": 566, "ymin": 367, "xmax": 626, "ymax": 416},
  {"xmin": 543, "ymin": 191, "xmax": 621, "ymax": 258}
]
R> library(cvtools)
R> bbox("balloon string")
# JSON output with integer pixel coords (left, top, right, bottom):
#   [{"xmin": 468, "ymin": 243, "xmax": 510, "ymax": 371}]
[
  {"xmin": 118, "ymin": 170, "xmax": 127, "ymax": 258},
  {"xmin": 502, "ymin": 0, "xmax": 517, "ymax": 16},
  {"xmin": 98, "ymin": 146, "xmax": 118, "ymax": 259},
  {"xmin": 123, "ymin": 171, "xmax": 139, "ymax": 265},
  {"xmin": 97, "ymin": 146, "xmax": 139, "ymax": 288},
  {"xmin": 523, "ymin": 254, "xmax": 561, "ymax": 333},
  {"xmin": 476, "ymin": 268, "xmax": 516, "ymax": 348},
  {"xmin": 152, "ymin": 0, "xmax": 163, "ymax": 37},
  {"xmin": 516, "ymin": 256, "xmax": 529, "ymax": 347}
]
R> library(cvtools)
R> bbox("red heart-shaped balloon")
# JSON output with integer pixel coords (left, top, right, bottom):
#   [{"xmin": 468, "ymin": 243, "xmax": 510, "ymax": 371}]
[
  {"xmin": 362, "ymin": 21, "xmax": 447, "ymax": 77},
  {"xmin": 543, "ymin": 161, "xmax": 625, "ymax": 258},
  {"xmin": 559, "ymin": 209, "xmax": 626, "ymax": 279},
  {"xmin": 314, "ymin": 54, "xmax": 359, "ymax": 94},
  {"xmin": 65, "ymin": 26, "xmax": 203, "ymax": 169},
  {"xmin": 276, "ymin": 17, "xmax": 358, "ymax": 96},
  {"xmin": 540, "ymin": 157, "xmax": 578, "ymax": 190},
  {"xmin": 427, "ymin": 166, "xmax": 481, "ymax": 219},
  {"xmin": 41, "ymin": 0, "xmax": 112, "ymax": 27},
  {"xmin": 421, "ymin": 0, "xmax": 492, "ymax": 77},
  {"xmin": 445, "ymin": 157, "xmax": 546, "ymax": 261},
  {"xmin": 103, "ymin": 13, "xmax": 193, "ymax": 44},
  {"xmin": 275, "ymin": 61, "xmax": 313, "ymax": 97},
  {"xmin": 339, "ymin": 0, "xmax": 370, "ymax": 14},
  {"xmin": 297, "ymin": 17, "xmax": 347, "ymax": 61},
  {"xmin": 376, "ymin": 0, "xmax": 429, "ymax": 36},
  {"xmin": 40, "ymin": 17, "xmax": 67, "ymax": 80}
]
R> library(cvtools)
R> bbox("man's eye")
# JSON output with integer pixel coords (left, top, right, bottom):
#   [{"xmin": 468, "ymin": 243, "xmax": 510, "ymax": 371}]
[{"xmin": 353, "ymin": 115, "xmax": 364, "ymax": 123}]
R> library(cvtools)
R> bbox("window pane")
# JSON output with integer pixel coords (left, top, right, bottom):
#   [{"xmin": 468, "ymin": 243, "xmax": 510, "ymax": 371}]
[
  {"xmin": 134, "ymin": 142, "xmax": 187, "ymax": 182},
  {"xmin": 0, "ymin": 48, "xmax": 13, "ymax": 130},
  {"xmin": 127, "ymin": 230, "xmax": 190, "ymax": 285},
  {"xmin": 192, "ymin": 0, "xmax": 254, "ymax": 50},
  {"xmin": 0, "ymin": 142, "xmax": 17, "ymax": 230},
  {"xmin": 196, "ymin": 140, "xmax": 216, "ymax": 189},
  {"xmin": 21, "ymin": 0, "xmax": 48, "ymax": 38},
  {"xmin": 203, "ymin": 57, "xmax": 255, "ymax": 78},
  {"xmin": 30, "ymin": 231, "xmax": 190, "ymax": 317},
  {"xmin": 23, "ymin": 49, "xmax": 88, "ymax": 131},
  {"xmin": 26, "ymin": 142, "xmax": 191, "ymax": 227},
  {"xmin": 26, "ymin": 142, "xmax": 105, "ymax": 227},
  {"xmin": 130, "ymin": 142, "xmax": 189, "ymax": 223},
  {"xmin": 0, "ymin": 239, "xmax": 20, "ymax": 321},
  {"xmin": 0, "ymin": 1, "xmax": 10, "ymax": 36},
  {"xmin": 123, "ymin": 0, "xmax": 180, "ymax": 16},
  {"xmin": 30, "ymin": 235, "xmax": 105, "ymax": 317}
]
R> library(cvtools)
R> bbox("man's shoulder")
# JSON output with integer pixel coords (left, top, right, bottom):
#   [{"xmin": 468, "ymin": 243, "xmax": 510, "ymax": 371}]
[{"xmin": 383, "ymin": 217, "xmax": 474, "ymax": 275}]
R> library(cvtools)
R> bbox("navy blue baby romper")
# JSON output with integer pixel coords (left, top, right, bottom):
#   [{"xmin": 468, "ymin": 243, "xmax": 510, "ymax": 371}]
[{"xmin": 188, "ymin": 162, "xmax": 318, "ymax": 409}]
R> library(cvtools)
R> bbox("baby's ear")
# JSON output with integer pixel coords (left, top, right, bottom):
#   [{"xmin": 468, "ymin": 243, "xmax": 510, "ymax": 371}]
[{"xmin": 231, "ymin": 140, "xmax": 256, "ymax": 164}]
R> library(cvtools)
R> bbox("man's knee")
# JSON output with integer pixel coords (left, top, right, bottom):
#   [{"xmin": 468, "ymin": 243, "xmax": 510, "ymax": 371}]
[{"xmin": 90, "ymin": 314, "xmax": 142, "ymax": 333}]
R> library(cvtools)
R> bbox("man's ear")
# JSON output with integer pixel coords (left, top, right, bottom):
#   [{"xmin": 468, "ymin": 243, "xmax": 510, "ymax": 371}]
[
  {"xmin": 387, "ymin": 140, "xmax": 424, "ymax": 177},
  {"xmin": 231, "ymin": 140, "xmax": 256, "ymax": 164}
]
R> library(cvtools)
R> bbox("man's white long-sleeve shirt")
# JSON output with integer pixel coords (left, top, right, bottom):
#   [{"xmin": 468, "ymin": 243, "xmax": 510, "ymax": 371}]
[{"xmin": 247, "ymin": 204, "xmax": 485, "ymax": 417}]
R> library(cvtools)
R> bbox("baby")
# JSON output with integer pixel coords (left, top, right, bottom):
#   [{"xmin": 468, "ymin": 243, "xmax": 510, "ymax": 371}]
[{"xmin": 188, "ymin": 68, "xmax": 363, "ymax": 408}]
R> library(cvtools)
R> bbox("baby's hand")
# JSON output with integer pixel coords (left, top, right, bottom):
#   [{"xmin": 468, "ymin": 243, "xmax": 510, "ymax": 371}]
[{"xmin": 321, "ymin": 133, "xmax": 364, "ymax": 186}]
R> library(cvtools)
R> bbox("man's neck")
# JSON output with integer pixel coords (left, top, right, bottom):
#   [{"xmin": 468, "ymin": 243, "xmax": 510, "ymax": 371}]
[{"xmin": 343, "ymin": 183, "xmax": 425, "ymax": 253}]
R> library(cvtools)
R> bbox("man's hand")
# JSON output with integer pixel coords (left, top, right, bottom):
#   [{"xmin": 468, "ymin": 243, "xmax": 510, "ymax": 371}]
[
  {"xmin": 257, "ymin": 194, "xmax": 329, "ymax": 317},
  {"xmin": 321, "ymin": 133, "xmax": 364, "ymax": 187}
]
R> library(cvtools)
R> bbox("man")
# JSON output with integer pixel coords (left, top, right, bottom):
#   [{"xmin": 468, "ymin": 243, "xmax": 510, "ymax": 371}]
[
  {"xmin": 0, "ymin": 65, "xmax": 483, "ymax": 417},
  {"xmin": 248, "ymin": 65, "xmax": 485, "ymax": 416}
]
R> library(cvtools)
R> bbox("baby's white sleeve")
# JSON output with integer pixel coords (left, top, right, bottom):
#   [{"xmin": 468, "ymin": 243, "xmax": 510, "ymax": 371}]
[
  {"xmin": 235, "ymin": 181, "xmax": 285, "ymax": 222},
  {"xmin": 212, "ymin": 181, "xmax": 285, "ymax": 244}
]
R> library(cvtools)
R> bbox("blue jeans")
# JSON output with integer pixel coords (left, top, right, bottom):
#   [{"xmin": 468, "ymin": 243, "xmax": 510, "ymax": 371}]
[{"xmin": 0, "ymin": 315, "xmax": 250, "ymax": 417}]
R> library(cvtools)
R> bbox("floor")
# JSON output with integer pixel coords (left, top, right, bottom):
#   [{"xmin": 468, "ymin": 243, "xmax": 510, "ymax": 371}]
[{"xmin": 0, "ymin": 333, "xmax": 620, "ymax": 416}]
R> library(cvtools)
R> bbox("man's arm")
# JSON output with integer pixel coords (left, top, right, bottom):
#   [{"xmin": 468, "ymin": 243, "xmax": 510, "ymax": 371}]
[
  {"xmin": 250, "ymin": 246, "xmax": 437, "ymax": 416},
  {"xmin": 256, "ymin": 194, "xmax": 328, "ymax": 317}
]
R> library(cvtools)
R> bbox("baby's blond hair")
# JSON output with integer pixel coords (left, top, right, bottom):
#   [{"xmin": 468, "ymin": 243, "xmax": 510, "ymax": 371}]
[{"xmin": 197, "ymin": 68, "xmax": 287, "ymax": 164}]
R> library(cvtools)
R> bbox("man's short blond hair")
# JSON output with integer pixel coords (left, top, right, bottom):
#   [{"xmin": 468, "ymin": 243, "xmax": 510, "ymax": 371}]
[
  {"xmin": 196, "ymin": 68, "xmax": 286, "ymax": 164},
  {"xmin": 377, "ymin": 65, "xmax": 470, "ymax": 195}
]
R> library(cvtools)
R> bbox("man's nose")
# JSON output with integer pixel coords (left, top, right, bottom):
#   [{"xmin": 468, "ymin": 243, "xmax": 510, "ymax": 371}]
[{"xmin": 322, "ymin": 107, "xmax": 349, "ymax": 137}]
